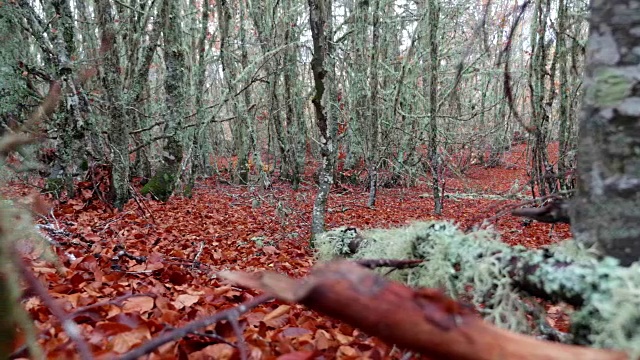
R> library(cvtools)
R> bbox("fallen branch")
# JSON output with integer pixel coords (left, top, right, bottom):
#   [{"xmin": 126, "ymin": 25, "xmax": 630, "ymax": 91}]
[
  {"xmin": 355, "ymin": 258, "xmax": 423, "ymax": 270},
  {"xmin": 16, "ymin": 256, "xmax": 93, "ymax": 360},
  {"xmin": 512, "ymin": 198, "xmax": 571, "ymax": 224},
  {"xmin": 220, "ymin": 260, "xmax": 625, "ymax": 360},
  {"xmin": 314, "ymin": 222, "xmax": 640, "ymax": 351}
]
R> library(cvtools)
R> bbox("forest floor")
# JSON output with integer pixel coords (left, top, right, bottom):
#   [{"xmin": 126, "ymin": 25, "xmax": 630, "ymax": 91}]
[{"xmin": 3, "ymin": 143, "xmax": 572, "ymax": 359}]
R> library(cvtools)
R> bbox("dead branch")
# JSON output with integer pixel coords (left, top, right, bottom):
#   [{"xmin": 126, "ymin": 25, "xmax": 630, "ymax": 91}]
[
  {"xmin": 512, "ymin": 198, "xmax": 571, "ymax": 224},
  {"xmin": 220, "ymin": 260, "xmax": 626, "ymax": 360},
  {"xmin": 355, "ymin": 258, "xmax": 423, "ymax": 270},
  {"xmin": 16, "ymin": 256, "xmax": 93, "ymax": 360}
]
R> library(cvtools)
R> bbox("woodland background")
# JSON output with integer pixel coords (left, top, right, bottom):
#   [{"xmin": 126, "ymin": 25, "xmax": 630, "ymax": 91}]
[{"xmin": 1, "ymin": 0, "xmax": 639, "ymax": 359}]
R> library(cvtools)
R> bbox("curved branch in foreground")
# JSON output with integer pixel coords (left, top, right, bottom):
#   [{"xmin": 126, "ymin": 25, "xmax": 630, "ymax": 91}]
[{"xmin": 221, "ymin": 260, "xmax": 626, "ymax": 360}]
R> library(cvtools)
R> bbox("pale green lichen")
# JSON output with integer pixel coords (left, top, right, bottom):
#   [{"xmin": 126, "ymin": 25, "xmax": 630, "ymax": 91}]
[
  {"xmin": 315, "ymin": 221, "xmax": 640, "ymax": 357},
  {"xmin": 588, "ymin": 68, "xmax": 633, "ymax": 107}
]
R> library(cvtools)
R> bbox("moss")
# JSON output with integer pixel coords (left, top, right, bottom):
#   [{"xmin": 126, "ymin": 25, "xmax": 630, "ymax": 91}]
[
  {"xmin": 182, "ymin": 182, "xmax": 193, "ymax": 198},
  {"xmin": 43, "ymin": 178, "xmax": 65, "ymax": 198},
  {"xmin": 315, "ymin": 221, "xmax": 640, "ymax": 356},
  {"xmin": 140, "ymin": 167, "xmax": 177, "ymax": 201}
]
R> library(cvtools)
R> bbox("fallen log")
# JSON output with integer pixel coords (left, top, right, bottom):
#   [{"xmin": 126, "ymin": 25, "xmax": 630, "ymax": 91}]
[
  {"xmin": 313, "ymin": 221, "xmax": 640, "ymax": 351},
  {"xmin": 221, "ymin": 260, "xmax": 626, "ymax": 360}
]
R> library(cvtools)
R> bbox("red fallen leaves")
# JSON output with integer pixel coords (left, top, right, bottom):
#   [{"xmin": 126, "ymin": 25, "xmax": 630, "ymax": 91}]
[{"xmin": 1, "ymin": 142, "xmax": 575, "ymax": 358}]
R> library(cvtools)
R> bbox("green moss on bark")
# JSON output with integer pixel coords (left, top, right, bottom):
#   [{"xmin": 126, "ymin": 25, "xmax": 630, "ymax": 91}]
[
  {"xmin": 43, "ymin": 178, "xmax": 65, "ymax": 198},
  {"xmin": 140, "ymin": 167, "xmax": 177, "ymax": 201}
]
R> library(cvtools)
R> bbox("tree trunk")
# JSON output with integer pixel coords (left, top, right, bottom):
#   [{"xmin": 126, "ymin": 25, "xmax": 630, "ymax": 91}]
[
  {"xmin": 366, "ymin": 0, "xmax": 381, "ymax": 208},
  {"xmin": 217, "ymin": 0, "xmax": 250, "ymax": 185},
  {"xmin": 570, "ymin": 0, "xmax": 640, "ymax": 266},
  {"xmin": 426, "ymin": 0, "xmax": 442, "ymax": 214},
  {"xmin": 96, "ymin": 0, "xmax": 130, "ymax": 209},
  {"xmin": 309, "ymin": 0, "xmax": 336, "ymax": 244},
  {"xmin": 140, "ymin": 0, "xmax": 186, "ymax": 201},
  {"xmin": 186, "ymin": 0, "xmax": 211, "ymax": 195},
  {"xmin": 283, "ymin": 13, "xmax": 306, "ymax": 188}
]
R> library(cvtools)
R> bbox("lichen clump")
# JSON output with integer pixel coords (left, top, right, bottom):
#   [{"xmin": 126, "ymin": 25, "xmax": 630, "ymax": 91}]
[{"xmin": 314, "ymin": 221, "xmax": 640, "ymax": 356}]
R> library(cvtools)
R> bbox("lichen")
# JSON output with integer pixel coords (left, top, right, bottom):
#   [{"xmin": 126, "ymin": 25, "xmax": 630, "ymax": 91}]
[
  {"xmin": 315, "ymin": 221, "xmax": 640, "ymax": 357},
  {"xmin": 44, "ymin": 177, "xmax": 65, "ymax": 198},
  {"xmin": 588, "ymin": 68, "xmax": 633, "ymax": 107}
]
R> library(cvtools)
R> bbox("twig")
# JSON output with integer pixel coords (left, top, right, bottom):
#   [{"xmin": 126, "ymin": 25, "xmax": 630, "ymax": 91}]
[
  {"xmin": 15, "ymin": 256, "xmax": 94, "ymax": 360},
  {"xmin": 117, "ymin": 294, "xmax": 273, "ymax": 360},
  {"xmin": 193, "ymin": 241, "xmax": 205, "ymax": 269},
  {"xmin": 73, "ymin": 293, "xmax": 156, "ymax": 315},
  {"xmin": 129, "ymin": 185, "xmax": 156, "ymax": 224},
  {"xmin": 356, "ymin": 259, "xmax": 423, "ymax": 270},
  {"xmin": 464, "ymin": 192, "xmax": 571, "ymax": 232},
  {"xmin": 112, "ymin": 245, "xmax": 147, "ymax": 264}
]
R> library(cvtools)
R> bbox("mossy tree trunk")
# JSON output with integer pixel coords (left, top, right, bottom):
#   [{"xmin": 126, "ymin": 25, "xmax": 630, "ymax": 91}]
[
  {"xmin": 424, "ymin": 0, "xmax": 442, "ymax": 214},
  {"xmin": 96, "ymin": 0, "xmax": 130, "ymax": 209},
  {"xmin": 570, "ymin": 0, "xmax": 640, "ymax": 266},
  {"xmin": 124, "ymin": 1, "xmax": 162, "ymax": 183},
  {"xmin": 556, "ymin": 0, "xmax": 577, "ymax": 192},
  {"xmin": 527, "ymin": 0, "xmax": 556, "ymax": 197},
  {"xmin": 50, "ymin": 0, "xmax": 87, "ymax": 199},
  {"xmin": 391, "ymin": 27, "xmax": 419, "ymax": 184},
  {"xmin": 248, "ymin": 0, "xmax": 286, "ymax": 184},
  {"xmin": 194, "ymin": 0, "xmax": 210, "ymax": 175},
  {"xmin": 217, "ymin": 0, "xmax": 250, "ymax": 185},
  {"xmin": 141, "ymin": 0, "xmax": 187, "ymax": 201},
  {"xmin": 184, "ymin": 0, "xmax": 211, "ymax": 196},
  {"xmin": 309, "ymin": 0, "xmax": 337, "ymax": 244},
  {"xmin": 282, "ymin": 9, "xmax": 307, "ymax": 189},
  {"xmin": 238, "ymin": 0, "xmax": 269, "ymax": 188}
]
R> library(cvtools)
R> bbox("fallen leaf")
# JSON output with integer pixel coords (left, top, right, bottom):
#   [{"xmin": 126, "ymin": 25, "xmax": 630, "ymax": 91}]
[
  {"xmin": 172, "ymin": 294, "xmax": 200, "ymax": 309},
  {"xmin": 122, "ymin": 296, "xmax": 155, "ymax": 313},
  {"xmin": 276, "ymin": 351, "xmax": 316, "ymax": 360},
  {"xmin": 111, "ymin": 326, "xmax": 152, "ymax": 353},
  {"xmin": 190, "ymin": 343, "xmax": 235, "ymax": 360},
  {"xmin": 264, "ymin": 305, "xmax": 291, "ymax": 321}
]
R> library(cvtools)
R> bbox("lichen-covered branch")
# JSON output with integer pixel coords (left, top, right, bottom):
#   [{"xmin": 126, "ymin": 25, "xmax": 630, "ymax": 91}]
[
  {"xmin": 314, "ymin": 221, "xmax": 640, "ymax": 354},
  {"xmin": 221, "ymin": 260, "xmax": 626, "ymax": 360}
]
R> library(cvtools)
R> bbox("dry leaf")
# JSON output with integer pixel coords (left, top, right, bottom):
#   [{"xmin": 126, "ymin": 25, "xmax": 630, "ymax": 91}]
[
  {"xmin": 264, "ymin": 305, "xmax": 291, "ymax": 321},
  {"xmin": 122, "ymin": 296, "xmax": 155, "ymax": 313},
  {"xmin": 172, "ymin": 294, "xmax": 200, "ymax": 309}
]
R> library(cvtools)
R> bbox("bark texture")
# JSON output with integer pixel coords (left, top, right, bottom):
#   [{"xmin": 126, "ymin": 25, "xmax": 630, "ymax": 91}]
[{"xmin": 570, "ymin": 0, "xmax": 640, "ymax": 266}]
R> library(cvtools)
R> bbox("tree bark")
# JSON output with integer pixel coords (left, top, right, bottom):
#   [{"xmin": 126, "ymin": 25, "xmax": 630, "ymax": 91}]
[
  {"xmin": 309, "ymin": 0, "xmax": 337, "ymax": 243},
  {"xmin": 570, "ymin": 0, "xmax": 640, "ymax": 266},
  {"xmin": 426, "ymin": 0, "xmax": 442, "ymax": 214},
  {"xmin": 96, "ymin": 0, "xmax": 130, "ymax": 209}
]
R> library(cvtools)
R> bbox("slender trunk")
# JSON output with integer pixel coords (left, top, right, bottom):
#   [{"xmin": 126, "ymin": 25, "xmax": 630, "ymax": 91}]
[
  {"xmin": 309, "ymin": 0, "xmax": 336, "ymax": 243},
  {"xmin": 366, "ymin": 0, "xmax": 381, "ymax": 208},
  {"xmin": 426, "ymin": 0, "xmax": 442, "ymax": 214},
  {"xmin": 187, "ymin": 0, "xmax": 211, "ymax": 193}
]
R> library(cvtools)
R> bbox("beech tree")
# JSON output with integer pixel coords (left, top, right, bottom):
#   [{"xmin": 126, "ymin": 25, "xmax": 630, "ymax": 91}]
[
  {"xmin": 570, "ymin": 0, "xmax": 640, "ymax": 266},
  {"xmin": 309, "ymin": 0, "xmax": 338, "ymax": 242}
]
